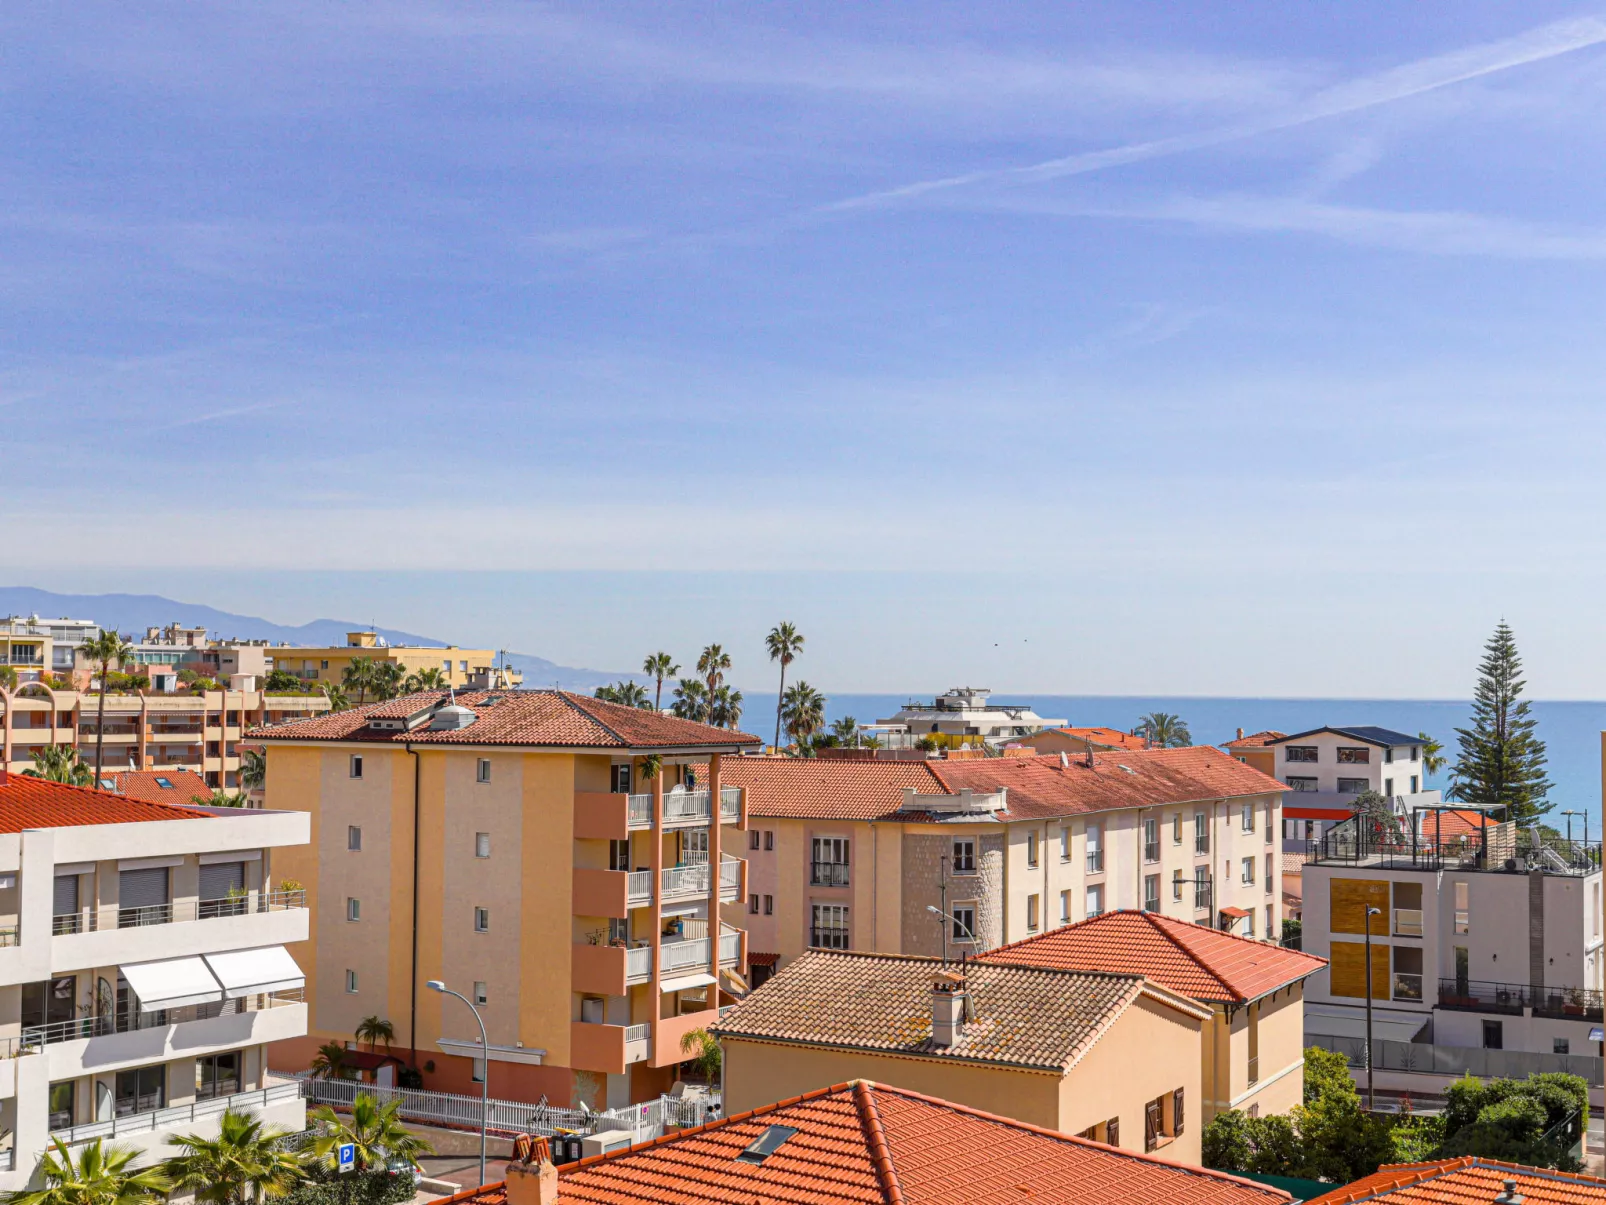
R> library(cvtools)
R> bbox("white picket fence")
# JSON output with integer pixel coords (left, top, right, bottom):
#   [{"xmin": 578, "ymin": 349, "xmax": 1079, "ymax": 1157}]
[{"xmin": 283, "ymin": 1072, "xmax": 710, "ymax": 1142}]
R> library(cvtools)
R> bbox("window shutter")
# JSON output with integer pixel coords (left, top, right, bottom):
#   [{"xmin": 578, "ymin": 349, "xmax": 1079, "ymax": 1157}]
[
  {"xmin": 199, "ymin": 861, "xmax": 244, "ymax": 900},
  {"xmin": 118, "ymin": 867, "xmax": 170, "ymax": 909},
  {"xmin": 52, "ymin": 875, "xmax": 78, "ymax": 917},
  {"xmin": 1106, "ymin": 1116, "xmax": 1119, "ymax": 1148},
  {"xmin": 1173, "ymin": 1087, "xmax": 1185, "ymax": 1135},
  {"xmin": 1144, "ymin": 1100, "xmax": 1160, "ymax": 1152}
]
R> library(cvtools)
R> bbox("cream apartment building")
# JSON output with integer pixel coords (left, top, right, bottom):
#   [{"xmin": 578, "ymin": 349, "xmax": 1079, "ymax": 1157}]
[
  {"xmin": 0, "ymin": 767, "xmax": 309, "ymax": 1189},
  {"xmin": 252, "ymin": 689, "xmax": 756, "ymax": 1110},
  {"xmin": 727, "ymin": 747, "xmax": 1286, "ymax": 979},
  {"xmin": 268, "ymin": 632, "xmax": 520, "ymax": 691}
]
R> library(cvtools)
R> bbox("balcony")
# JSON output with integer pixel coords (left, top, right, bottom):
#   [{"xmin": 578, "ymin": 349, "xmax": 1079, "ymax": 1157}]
[
  {"xmin": 51, "ymin": 1079, "xmax": 305, "ymax": 1148},
  {"xmin": 1144, "ymin": 841, "xmax": 1160, "ymax": 864},
  {"xmin": 1438, "ymin": 978, "xmax": 1603, "ymax": 1021},
  {"xmin": 1193, "ymin": 885, "xmax": 1213, "ymax": 912},
  {"xmin": 661, "ymin": 857, "xmax": 742, "ymax": 903},
  {"xmin": 809, "ymin": 861, "xmax": 849, "ymax": 888},
  {"xmin": 575, "ymin": 787, "xmax": 742, "ymax": 838},
  {"xmin": 569, "ymin": 1021, "xmax": 652, "ymax": 1076},
  {"xmin": 1085, "ymin": 850, "xmax": 1104, "ymax": 874}
]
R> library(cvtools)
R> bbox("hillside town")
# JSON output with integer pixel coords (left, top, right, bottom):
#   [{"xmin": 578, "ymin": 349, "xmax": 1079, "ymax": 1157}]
[{"xmin": 0, "ymin": 611, "xmax": 1597, "ymax": 1204}]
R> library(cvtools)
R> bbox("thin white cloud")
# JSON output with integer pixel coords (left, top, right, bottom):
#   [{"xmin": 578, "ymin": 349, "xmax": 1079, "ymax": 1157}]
[
  {"xmin": 823, "ymin": 17, "xmax": 1606, "ymax": 212},
  {"xmin": 153, "ymin": 400, "xmax": 291, "ymax": 431}
]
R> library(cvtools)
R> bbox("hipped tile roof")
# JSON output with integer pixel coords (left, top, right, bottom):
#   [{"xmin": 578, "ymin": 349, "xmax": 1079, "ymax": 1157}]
[
  {"xmin": 108, "ymin": 769, "xmax": 210, "ymax": 804},
  {"xmin": 1224, "ymin": 731, "xmax": 1286, "ymax": 749},
  {"xmin": 725, "ymin": 746, "xmax": 1285, "ymax": 823},
  {"xmin": 439, "ymin": 1080, "xmax": 1289, "ymax": 1205},
  {"xmin": 982, "ymin": 910, "xmax": 1326, "ymax": 1005},
  {"xmin": 1308, "ymin": 1157, "xmax": 1606, "ymax": 1204},
  {"xmin": 0, "ymin": 771, "xmax": 211, "ymax": 831},
  {"xmin": 247, "ymin": 690, "xmax": 760, "ymax": 751},
  {"xmin": 710, "ymin": 949, "xmax": 1209, "ymax": 1071}
]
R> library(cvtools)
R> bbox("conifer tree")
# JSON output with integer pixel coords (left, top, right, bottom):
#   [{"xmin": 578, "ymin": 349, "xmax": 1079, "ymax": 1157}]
[{"xmin": 1449, "ymin": 622, "xmax": 1552, "ymax": 823}]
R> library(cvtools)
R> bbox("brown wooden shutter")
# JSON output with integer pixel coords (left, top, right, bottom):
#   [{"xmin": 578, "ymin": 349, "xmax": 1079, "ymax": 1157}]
[
  {"xmin": 1173, "ymin": 1087, "xmax": 1185, "ymax": 1136},
  {"xmin": 1144, "ymin": 1100, "xmax": 1160, "ymax": 1152},
  {"xmin": 1106, "ymin": 1116, "xmax": 1119, "ymax": 1149},
  {"xmin": 1330, "ymin": 940, "xmax": 1391, "ymax": 999},
  {"xmin": 1330, "ymin": 878, "xmax": 1390, "ymax": 935}
]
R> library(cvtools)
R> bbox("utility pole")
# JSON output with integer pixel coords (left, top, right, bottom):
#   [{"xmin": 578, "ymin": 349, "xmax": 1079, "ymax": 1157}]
[{"xmin": 1364, "ymin": 906, "xmax": 1382, "ymax": 1111}]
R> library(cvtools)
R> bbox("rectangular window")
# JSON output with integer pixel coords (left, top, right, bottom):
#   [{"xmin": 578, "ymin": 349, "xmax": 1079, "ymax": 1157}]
[
  {"xmin": 764, "ymin": 830, "xmax": 775, "ymax": 851},
  {"xmin": 763, "ymin": 894, "xmax": 773, "ymax": 915},
  {"xmin": 810, "ymin": 904, "xmax": 849, "ymax": 949},
  {"xmin": 1026, "ymin": 894, "xmax": 1040, "ymax": 930},
  {"xmin": 1085, "ymin": 883, "xmax": 1103, "ymax": 919},
  {"xmin": 471, "ymin": 1058, "xmax": 486, "ymax": 1084},
  {"xmin": 1086, "ymin": 823, "xmax": 1104, "ymax": 873},
  {"xmin": 1265, "ymin": 802, "xmax": 1274, "ymax": 844},
  {"xmin": 1143, "ymin": 875, "xmax": 1160, "ymax": 913},
  {"xmin": 1455, "ymin": 881, "xmax": 1470, "ymax": 933},
  {"xmin": 1383, "ymin": 778, "xmax": 1393, "ymax": 797},
  {"xmin": 749, "ymin": 894, "xmax": 759, "ymax": 914},
  {"xmin": 608, "ymin": 839, "xmax": 630, "ymax": 871},
  {"xmin": 1027, "ymin": 831, "xmax": 1039, "ymax": 868},
  {"xmin": 1336, "ymin": 778, "xmax": 1368, "ymax": 795},
  {"xmin": 1241, "ymin": 857, "xmax": 1255, "ymax": 884},
  {"xmin": 1265, "ymin": 853, "xmax": 1273, "ymax": 892},
  {"xmin": 196, "ymin": 1051, "xmax": 241, "ymax": 1100},
  {"xmin": 1555, "ymin": 1038, "xmax": 1571, "ymax": 1055},
  {"xmin": 1060, "ymin": 889, "xmax": 1071, "ymax": 923},
  {"xmin": 1286, "ymin": 776, "xmax": 1318, "ymax": 793},
  {"xmin": 474, "ymin": 907, "xmax": 489, "ymax": 932},
  {"xmin": 1143, "ymin": 817, "xmax": 1159, "ymax": 863},
  {"xmin": 1193, "ymin": 866, "xmax": 1211, "ymax": 910},
  {"xmin": 952, "ymin": 904, "xmax": 977, "ymax": 943},
  {"xmin": 1392, "ymin": 946, "xmax": 1423, "ymax": 1001},
  {"xmin": 1482, "ymin": 1020, "xmax": 1503, "ymax": 1050},
  {"xmin": 1172, "ymin": 870, "xmax": 1184, "ymax": 901},
  {"xmin": 1285, "ymin": 746, "xmax": 1318, "ymax": 763},
  {"xmin": 474, "ymin": 981, "xmax": 488, "ymax": 1005},
  {"xmin": 1265, "ymin": 904, "xmax": 1274, "ymax": 940},
  {"xmin": 1383, "ymin": 747, "xmax": 1394, "ymax": 764},
  {"xmin": 610, "ymin": 764, "xmax": 632, "ymax": 794},
  {"xmin": 811, "ymin": 837, "xmax": 850, "ymax": 887},
  {"xmin": 1241, "ymin": 802, "xmax": 1254, "ymax": 832},
  {"xmin": 115, "ymin": 1065, "xmax": 166, "ymax": 1117},
  {"xmin": 47, "ymin": 1081, "xmax": 74, "ymax": 1131},
  {"xmin": 476, "ymin": 758, "xmax": 491, "ymax": 784},
  {"xmin": 349, "ymin": 755, "xmax": 363, "ymax": 779},
  {"xmin": 1172, "ymin": 813, "xmax": 1182, "ymax": 844},
  {"xmin": 1246, "ymin": 910, "xmax": 1255, "ymax": 938},
  {"xmin": 347, "ymin": 825, "xmax": 362, "ymax": 851},
  {"xmin": 1060, "ymin": 826, "xmax": 1070, "ymax": 861},
  {"xmin": 1194, "ymin": 811, "xmax": 1209, "ymax": 855},
  {"xmin": 475, "ymin": 832, "xmax": 491, "ymax": 859},
  {"xmin": 346, "ymin": 969, "xmax": 358, "ymax": 993},
  {"xmin": 442, "ymin": 659, "xmax": 452, "ymax": 672},
  {"xmin": 952, "ymin": 838, "xmax": 976, "ymax": 874},
  {"xmin": 749, "ymin": 830, "xmax": 760, "ymax": 850},
  {"xmin": 346, "ymin": 897, "xmax": 360, "ymax": 922},
  {"xmin": 1337, "ymin": 747, "xmax": 1370, "ymax": 764},
  {"xmin": 1410, "ymin": 775, "xmax": 1419, "ymax": 794}
]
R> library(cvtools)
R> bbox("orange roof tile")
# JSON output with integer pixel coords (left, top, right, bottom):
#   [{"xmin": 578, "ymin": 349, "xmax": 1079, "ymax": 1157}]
[
  {"xmin": 1308, "ymin": 1157, "xmax": 1606, "ymax": 1204},
  {"xmin": 711, "ymin": 949, "xmax": 1209, "ymax": 1070},
  {"xmin": 248, "ymin": 690, "xmax": 760, "ymax": 751},
  {"xmin": 1225, "ymin": 731, "xmax": 1286, "ymax": 749},
  {"xmin": 0, "ymin": 771, "xmax": 211, "ymax": 831},
  {"xmin": 440, "ymin": 1080, "xmax": 1290, "ymax": 1205},
  {"xmin": 1036, "ymin": 727, "xmax": 1151, "ymax": 750},
  {"xmin": 718, "ymin": 756, "xmax": 947, "ymax": 819},
  {"xmin": 982, "ymin": 910, "xmax": 1326, "ymax": 1005},
  {"xmin": 107, "ymin": 769, "xmax": 210, "ymax": 804}
]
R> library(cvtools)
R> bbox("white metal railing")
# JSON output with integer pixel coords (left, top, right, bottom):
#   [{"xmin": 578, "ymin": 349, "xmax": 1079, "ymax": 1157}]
[
  {"xmin": 626, "ymin": 871, "xmax": 652, "ymax": 903},
  {"xmin": 22, "ymin": 989, "xmax": 303, "ymax": 1049},
  {"xmin": 626, "ymin": 945, "xmax": 652, "ymax": 980},
  {"xmin": 51, "ymin": 890, "xmax": 305, "ymax": 936},
  {"xmin": 624, "ymin": 787, "xmax": 741, "ymax": 827},
  {"xmin": 661, "ymin": 863, "xmax": 709, "ymax": 897},
  {"xmin": 660, "ymin": 937, "xmax": 710, "ymax": 974},
  {"xmin": 623, "ymin": 1023, "xmax": 649, "ymax": 1043},
  {"xmin": 627, "ymin": 794, "xmax": 652, "ymax": 827},
  {"xmin": 52, "ymin": 1080, "xmax": 303, "ymax": 1145},
  {"xmin": 664, "ymin": 791, "xmax": 713, "ymax": 824},
  {"xmin": 718, "ymin": 857, "xmax": 740, "ymax": 891},
  {"xmin": 719, "ymin": 928, "xmax": 740, "ymax": 964},
  {"xmin": 720, "ymin": 786, "xmax": 740, "ymax": 820}
]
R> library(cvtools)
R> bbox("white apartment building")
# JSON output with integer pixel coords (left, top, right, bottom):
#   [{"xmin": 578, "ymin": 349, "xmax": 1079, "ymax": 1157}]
[
  {"xmin": 0, "ymin": 767, "xmax": 309, "ymax": 1187},
  {"xmin": 868, "ymin": 688, "xmax": 1068, "ymax": 750},
  {"xmin": 1301, "ymin": 808, "xmax": 1604, "ymax": 1101},
  {"xmin": 1273, "ymin": 727, "xmax": 1441, "ymax": 848}
]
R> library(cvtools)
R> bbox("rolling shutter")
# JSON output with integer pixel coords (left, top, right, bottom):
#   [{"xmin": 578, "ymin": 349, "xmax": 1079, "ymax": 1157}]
[
  {"xmin": 52, "ymin": 875, "xmax": 79, "ymax": 916},
  {"xmin": 118, "ymin": 867, "xmax": 169, "ymax": 910},
  {"xmin": 199, "ymin": 861, "xmax": 244, "ymax": 900}
]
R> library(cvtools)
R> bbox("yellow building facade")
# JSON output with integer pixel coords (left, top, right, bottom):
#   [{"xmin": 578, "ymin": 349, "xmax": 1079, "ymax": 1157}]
[{"xmin": 269, "ymin": 632, "xmax": 519, "ymax": 692}]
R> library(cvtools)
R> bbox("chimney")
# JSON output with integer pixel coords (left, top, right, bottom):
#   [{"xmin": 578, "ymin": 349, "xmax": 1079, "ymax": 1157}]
[
  {"xmin": 1493, "ymin": 1181, "xmax": 1524, "ymax": 1205},
  {"xmin": 1236, "ymin": 727, "xmax": 1244, "ymax": 740},
  {"xmin": 931, "ymin": 969, "xmax": 967, "ymax": 1047},
  {"xmin": 0, "ymin": 765, "xmax": 7, "ymax": 787},
  {"xmin": 504, "ymin": 1136, "xmax": 560, "ymax": 1205}
]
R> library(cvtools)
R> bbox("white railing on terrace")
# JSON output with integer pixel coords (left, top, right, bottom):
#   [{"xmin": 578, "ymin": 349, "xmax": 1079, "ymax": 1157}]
[
  {"xmin": 660, "ymin": 937, "xmax": 710, "ymax": 974},
  {"xmin": 719, "ymin": 926, "xmax": 740, "ymax": 964},
  {"xmin": 52, "ymin": 889, "xmax": 305, "ymax": 935},
  {"xmin": 661, "ymin": 863, "xmax": 710, "ymax": 897},
  {"xmin": 22, "ymin": 989, "xmax": 304, "ymax": 1049},
  {"xmin": 719, "ymin": 857, "xmax": 740, "ymax": 891},
  {"xmin": 626, "ymin": 945, "xmax": 652, "ymax": 980},
  {"xmin": 623, "ymin": 1023, "xmax": 649, "ymax": 1043},
  {"xmin": 624, "ymin": 786, "xmax": 741, "ymax": 828},
  {"xmin": 52, "ymin": 1080, "xmax": 303, "ymax": 1145},
  {"xmin": 719, "ymin": 786, "xmax": 740, "ymax": 820},
  {"xmin": 626, "ymin": 871, "xmax": 652, "ymax": 903},
  {"xmin": 627, "ymin": 794, "xmax": 652, "ymax": 826}
]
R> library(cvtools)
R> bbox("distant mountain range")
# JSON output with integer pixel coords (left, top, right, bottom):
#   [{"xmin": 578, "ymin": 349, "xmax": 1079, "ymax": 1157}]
[{"xmin": 0, "ymin": 587, "xmax": 628, "ymax": 691}]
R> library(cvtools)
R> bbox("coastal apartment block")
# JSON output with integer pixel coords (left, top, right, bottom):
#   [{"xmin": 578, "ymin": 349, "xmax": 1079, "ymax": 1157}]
[
  {"xmin": 727, "ymin": 746, "xmax": 1287, "ymax": 978},
  {"xmin": 1269, "ymin": 727, "xmax": 1440, "ymax": 845},
  {"xmin": 1301, "ymin": 807, "xmax": 1605, "ymax": 1100},
  {"xmin": 253, "ymin": 690, "xmax": 756, "ymax": 1110},
  {"xmin": 0, "ymin": 768, "xmax": 310, "ymax": 1189},
  {"xmin": 267, "ymin": 631, "xmax": 520, "ymax": 691}
]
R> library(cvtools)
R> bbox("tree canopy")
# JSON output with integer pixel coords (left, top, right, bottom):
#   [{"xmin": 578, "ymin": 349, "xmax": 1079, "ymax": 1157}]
[{"xmin": 1449, "ymin": 621, "xmax": 1552, "ymax": 822}]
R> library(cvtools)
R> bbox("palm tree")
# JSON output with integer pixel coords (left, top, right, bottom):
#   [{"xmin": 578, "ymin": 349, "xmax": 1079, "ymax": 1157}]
[
  {"xmin": 1418, "ymin": 732, "xmax": 1446, "ymax": 777},
  {"xmin": 708, "ymin": 686, "xmax": 743, "ymax": 730},
  {"xmin": 239, "ymin": 749, "xmax": 267, "ymax": 792},
  {"xmin": 671, "ymin": 679, "xmax": 708, "ymax": 722},
  {"xmin": 696, "ymin": 644, "xmax": 731, "ymax": 699},
  {"xmin": 316, "ymin": 681, "xmax": 350, "ymax": 712},
  {"xmin": 830, "ymin": 716, "xmax": 859, "ymax": 747},
  {"xmin": 341, "ymin": 658, "xmax": 378, "ymax": 707},
  {"xmin": 25, "ymin": 745, "xmax": 95, "ymax": 787},
  {"xmin": 0, "ymin": 665, "xmax": 16, "ymax": 691},
  {"xmin": 6, "ymin": 1137, "xmax": 172, "ymax": 1205},
  {"xmin": 309, "ymin": 1042, "xmax": 354, "ymax": 1081},
  {"xmin": 355, "ymin": 1015, "xmax": 395, "ymax": 1053},
  {"xmin": 163, "ymin": 1108, "xmax": 305, "ymax": 1205},
  {"xmin": 370, "ymin": 662, "xmax": 407, "ymax": 702},
  {"xmin": 782, "ymin": 682, "xmax": 825, "ymax": 749},
  {"xmin": 678, "ymin": 1027, "xmax": 721, "ymax": 1085},
  {"xmin": 401, "ymin": 667, "xmax": 448, "ymax": 694},
  {"xmin": 764, "ymin": 623, "xmax": 805, "ymax": 751},
  {"xmin": 308, "ymin": 1094, "xmax": 432, "ymax": 1174},
  {"xmin": 81, "ymin": 629, "xmax": 134, "ymax": 791},
  {"xmin": 1137, "ymin": 712, "xmax": 1191, "ymax": 748},
  {"xmin": 642, "ymin": 653, "xmax": 679, "ymax": 712},
  {"xmin": 189, "ymin": 789, "xmax": 249, "ymax": 808}
]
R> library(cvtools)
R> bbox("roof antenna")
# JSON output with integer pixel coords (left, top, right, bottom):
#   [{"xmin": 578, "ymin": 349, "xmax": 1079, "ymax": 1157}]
[{"xmin": 1084, "ymin": 742, "xmax": 1095, "ymax": 769}]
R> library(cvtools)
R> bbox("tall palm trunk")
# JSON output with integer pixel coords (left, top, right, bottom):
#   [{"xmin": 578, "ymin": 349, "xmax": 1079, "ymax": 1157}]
[
  {"xmin": 93, "ymin": 658, "xmax": 108, "ymax": 790},
  {"xmin": 654, "ymin": 676, "xmax": 663, "ymax": 712},
  {"xmin": 773, "ymin": 661, "xmax": 787, "ymax": 750}
]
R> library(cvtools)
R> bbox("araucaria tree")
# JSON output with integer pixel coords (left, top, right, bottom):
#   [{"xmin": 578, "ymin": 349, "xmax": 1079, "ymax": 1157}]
[{"xmin": 1450, "ymin": 621, "xmax": 1552, "ymax": 823}]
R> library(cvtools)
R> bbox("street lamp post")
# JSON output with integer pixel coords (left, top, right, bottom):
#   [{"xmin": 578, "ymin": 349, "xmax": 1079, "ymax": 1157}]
[
  {"xmin": 1364, "ymin": 906, "xmax": 1381, "ymax": 1112},
  {"xmin": 926, "ymin": 904, "xmax": 976, "ymax": 947},
  {"xmin": 428, "ymin": 980, "xmax": 488, "ymax": 1187}
]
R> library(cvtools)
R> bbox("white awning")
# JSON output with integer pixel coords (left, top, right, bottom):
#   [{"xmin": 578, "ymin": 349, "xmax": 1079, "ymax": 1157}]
[
  {"xmin": 660, "ymin": 972, "xmax": 717, "ymax": 994},
  {"xmin": 204, "ymin": 946, "xmax": 305, "ymax": 999},
  {"xmin": 122, "ymin": 955, "xmax": 224, "ymax": 1012}
]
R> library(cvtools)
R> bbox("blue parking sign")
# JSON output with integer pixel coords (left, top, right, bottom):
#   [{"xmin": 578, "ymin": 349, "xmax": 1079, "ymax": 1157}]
[{"xmin": 337, "ymin": 1144, "xmax": 356, "ymax": 1174}]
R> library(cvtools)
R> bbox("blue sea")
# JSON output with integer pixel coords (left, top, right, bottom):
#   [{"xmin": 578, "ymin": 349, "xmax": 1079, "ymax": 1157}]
[{"xmin": 811, "ymin": 694, "xmax": 1606, "ymax": 833}]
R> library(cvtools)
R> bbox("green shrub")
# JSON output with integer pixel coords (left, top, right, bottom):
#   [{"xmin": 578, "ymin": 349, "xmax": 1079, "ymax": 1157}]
[{"xmin": 283, "ymin": 1164, "xmax": 416, "ymax": 1205}]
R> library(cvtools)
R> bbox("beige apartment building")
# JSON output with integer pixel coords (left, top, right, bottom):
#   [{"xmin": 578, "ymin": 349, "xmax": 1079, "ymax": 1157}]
[
  {"xmin": 252, "ymin": 689, "xmax": 757, "ymax": 1109},
  {"xmin": 725, "ymin": 748, "xmax": 1287, "ymax": 980},
  {"xmin": 268, "ymin": 632, "xmax": 520, "ymax": 691},
  {"xmin": 1, "ymin": 684, "xmax": 328, "ymax": 789}
]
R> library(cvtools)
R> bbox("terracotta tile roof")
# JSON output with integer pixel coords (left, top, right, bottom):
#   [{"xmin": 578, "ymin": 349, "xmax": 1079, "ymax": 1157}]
[
  {"xmin": 711, "ymin": 949, "xmax": 1208, "ymax": 1071},
  {"xmin": 1308, "ymin": 1157, "xmax": 1606, "ymax": 1204},
  {"xmin": 107, "ymin": 769, "xmax": 210, "ymax": 804},
  {"xmin": 981, "ymin": 910, "xmax": 1326, "ymax": 1005},
  {"xmin": 0, "ymin": 771, "xmax": 212, "ymax": 831},
  {"xmin": 247, "ymin": 690, "xmax": 760, "ymax": 751},
  {"xmin": 723, "ymin": 746, "xmax": 1283, "ymax": 824},
  {"xmin": 1283, "ymin": 852, "xmax": 1307, "ymax": 876},
  {"xmin": 1034, "ymin": 727, "xmax": 1150, "ymax": 750},
  {"xmin": 719, "ymin": 756, "xmax": 947, "ymax": 819},
  {"xmin": 1418, "ymin": 809, "xmax": 1494, "ymax": 840},
  {"xmin": 1225, "ymin": 731, "xmax": 1286, "ymax": 749},
  {"xmin": 439, "ymin": 1080, "xmax": 1289, "ymax": 1205}
]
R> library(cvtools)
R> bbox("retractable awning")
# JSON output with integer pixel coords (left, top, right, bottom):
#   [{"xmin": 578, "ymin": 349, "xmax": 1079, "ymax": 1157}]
[
  {"xmin": 203, "ymin": 946, "xmax": 305, "ymax": 999},
  {"xmin": 660, "ymin": 972, "xmax": 717, "ymax": 994},
  {"xmin": 121, "ymin": 955, "xmax": 224, "ymax": 1012}
]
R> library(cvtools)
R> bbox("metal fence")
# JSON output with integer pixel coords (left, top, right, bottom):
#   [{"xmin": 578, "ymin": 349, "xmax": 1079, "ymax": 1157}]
[
  {"xmin": 53, "ymin": 1080, "xmax": 304, "ymax": 1146},
  {"xmin": 285, "ymin": 1074, "xmax": 709, "ymax": 1142},
  {"xmin": 1308, "ymin": 1033, "xmax": 1605, "ymax": 1087}
]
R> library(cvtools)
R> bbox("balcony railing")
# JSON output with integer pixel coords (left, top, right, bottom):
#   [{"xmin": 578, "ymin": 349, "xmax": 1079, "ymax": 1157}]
[
  {"xmin": 623, "ymin": 1023, "xmax": 649, "ymax": 1043},
  {"xmin": 1438, "ymin": 978, "xmax": 1604, "ymax": 1021},
  {"xmin": 719, "ymin": 787, "xmax": 740, "ymax": 821},
  {"xmin": 51, "ymin": 1080, "xmax": 304, "ymax": 1146},
  {"xmin": 53, "ymin": 889, "xmax": 306, "ymax": 936},
  {"xmin": 1144, "ymin": 841, "xmax": 1160, "ymax": 864},
  {"xmin": 1085, "ymin": 850, "xmax": 1104, "ymax": 873},
  {"xmin": 810, "ymin": 862, "xmax": 849, "ymax": 887},
  {"xmin": 1393, "ymin": 908, "xmax": 1423, "ymax": 937},
  {"xmin": 810, "ymin": 925, "xmax": 850, "ymax": 950},
  {"xmin": 23, "ymin": 988, "xmax": 304, "ymax": 1049},
  {"xmin": 1194, "ymin": 835, "xmax": 1210, "ymax": 855},
  {"xmin": 0, "ymin": 925, "xmax": 17, "ymax": 947},
  {"xmin": 1193, "ymin": 885, "xmax": 1213, "ymax": 911},
  {"xmin": 626, "ymin": 871, "xmax": 652, "ymax": 905}
]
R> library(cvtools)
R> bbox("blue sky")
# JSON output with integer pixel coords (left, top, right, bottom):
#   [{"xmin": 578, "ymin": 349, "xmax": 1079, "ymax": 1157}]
[{"xmin": 9, "ymin": 4, "xmax": 1606, "ymax": 695}]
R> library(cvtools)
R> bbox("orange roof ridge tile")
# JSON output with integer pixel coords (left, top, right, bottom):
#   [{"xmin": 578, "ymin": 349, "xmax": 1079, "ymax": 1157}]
[
  {"xmin": 853, "ymin": 1080, "xmax": 903, "ymax": 1204},
  {"xmin": 1307, "ymin": 1155, "xmax": 1606, "ymax": 1204}
]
